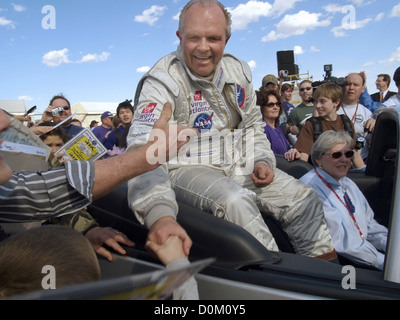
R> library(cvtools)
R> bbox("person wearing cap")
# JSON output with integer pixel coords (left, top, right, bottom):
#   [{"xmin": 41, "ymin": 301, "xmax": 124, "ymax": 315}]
[
  {"xmin": 262, "ymin": 74, "xmax": 280, "ymax": 92},
  {"xmin": 93, "ymin": 111, "xmax": 114, "ymax": 145},
  {"xmin": 90, "ymin": 120, "xmax": 99, "ymax": 130}
]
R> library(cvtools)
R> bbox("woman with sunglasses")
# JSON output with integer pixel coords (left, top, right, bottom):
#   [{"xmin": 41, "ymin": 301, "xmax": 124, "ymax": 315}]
[
  {"xmin": 256, "ymin": 88, "xmax": 300, "ymax": 161},
  {"xmin": 300, "ymin": 130, "xmax": 387, "ymax": 271}
]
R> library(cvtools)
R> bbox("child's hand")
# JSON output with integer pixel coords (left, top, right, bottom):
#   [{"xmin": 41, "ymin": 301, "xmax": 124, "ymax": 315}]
[{"xmin": 146, "ymin": 235, "xmax": 187, "ymax": 266}]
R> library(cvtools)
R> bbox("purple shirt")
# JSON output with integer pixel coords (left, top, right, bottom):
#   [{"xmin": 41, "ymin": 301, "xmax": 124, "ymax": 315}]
[
  {"xmin": 264, "ymin": 122, "xmax": 290, "ymax": 155},
  {"xmin": 92, "ymin": 125, "xmax": 113, "ymax": 145}
]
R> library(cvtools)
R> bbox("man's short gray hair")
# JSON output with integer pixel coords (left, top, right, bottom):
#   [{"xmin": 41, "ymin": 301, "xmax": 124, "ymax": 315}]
[{"xmin": 178, "ymin": 0, "xmax": 232, "ymax": 39}]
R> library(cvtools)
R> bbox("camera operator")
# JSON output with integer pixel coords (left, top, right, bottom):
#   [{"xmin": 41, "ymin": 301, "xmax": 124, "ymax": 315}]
[{"xmin": 34, "ymin": 95, "xmax": 84, "ymax": 138}]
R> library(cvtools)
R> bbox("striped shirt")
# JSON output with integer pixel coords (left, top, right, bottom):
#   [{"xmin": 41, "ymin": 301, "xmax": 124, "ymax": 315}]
[{"xmin": 0, "ymin": 161, "xmax": 95, "ymax": 223}]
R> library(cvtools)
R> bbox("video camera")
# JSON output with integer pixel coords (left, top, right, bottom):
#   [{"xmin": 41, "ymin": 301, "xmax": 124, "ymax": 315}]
[{"xmin": 312, "ymin": 64, "xmax": 347, "ymax": 89}]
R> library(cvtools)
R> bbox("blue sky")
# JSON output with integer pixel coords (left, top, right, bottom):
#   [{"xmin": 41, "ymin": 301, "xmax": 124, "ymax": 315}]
[{"xmin": 1, "ymin": 0, "xmax": 399, "ymax": 114}]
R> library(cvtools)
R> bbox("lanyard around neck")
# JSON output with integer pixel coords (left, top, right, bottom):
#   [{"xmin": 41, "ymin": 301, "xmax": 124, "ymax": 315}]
[
  {"xmin": 341, "ymin": 104, "xmax": 358, "ymax": 122},
  {"xmin": 314, "ymin": 168, "xmax": 364, "ymax": 238}
]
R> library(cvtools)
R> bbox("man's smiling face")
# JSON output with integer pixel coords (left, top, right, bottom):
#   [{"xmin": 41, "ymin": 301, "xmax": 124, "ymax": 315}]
[{"xmin": 177, "ymin": 3, "xmax": 228, "ymax": 78}]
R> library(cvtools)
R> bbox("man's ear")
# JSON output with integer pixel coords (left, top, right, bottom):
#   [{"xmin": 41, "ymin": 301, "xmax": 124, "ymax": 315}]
[{"xmin": 176, "ymin": 31, "xmax": 182, "ymax": 42}]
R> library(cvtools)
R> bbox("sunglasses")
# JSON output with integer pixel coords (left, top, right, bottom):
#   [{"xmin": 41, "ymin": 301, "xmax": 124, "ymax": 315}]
[
  {"xmin": 265, "ymin": 102, "xmax": 281, "ymax": 108},
  {"xmin": 323, "ymin": 151, "xmax": 354, "ymax": 159},
  {"xmin": 300, "ymin": 87, "xmax": 312, "ymax": 92},
  {"xmin": 61, "ymin": 106, "xmax": 71, "ymax": 110}
]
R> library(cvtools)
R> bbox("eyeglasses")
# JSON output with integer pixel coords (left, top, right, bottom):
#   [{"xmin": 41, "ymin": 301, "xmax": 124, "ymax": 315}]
[
  {"xmin": 265, "ymin": 102, "xmax": 281, "ymax": 108},
  {"xmin": 62, "ymin": 106, "xmax": 70, "ymax": 111},
  {"xmin": 299, "ymin": 87, "xmax": 312, "ymax": 92},
  {"xmin": 323, "ymin": 151, "xmax": 354, "ymax": 159}
]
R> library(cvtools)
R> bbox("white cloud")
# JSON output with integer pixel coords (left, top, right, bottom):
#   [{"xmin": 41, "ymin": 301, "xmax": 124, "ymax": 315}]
[
  {"xmin": 379, "ymin": 47, "xmax": 400, "ymax": 65},
  {"xmin": 18, "ymin": 96, "xmax": 33, "ymax": 101},
  {"xmin": 323, "ymin": 4, "xmax": 343, "ymax": 13},
  {"xmin": 294, "ymin": 45, "xmax": 304, "ymax": 55},
  {"xmin": 331, "ymin": 26, "xmax": 347, "ymax": 37},
  {"xmin": 262, "ymin": 10, "xmax": 331, "ymax": 42},
  {"xmin": 137, "ymin": 66, "xmax": 151, "ymax": 73},
  {"xmin": 362, "ymin": 61, "xmax": 375, "ymax": 67},
  {"xmin": 375, "ymin": 12, "xmax": 384, "ymax": 22},
  {"xmin": 43, "ymin": 49, "xmax": 110, "ymax": 67},
  {"xmin": 350, "ymin": 0, "xmax": 364, "ymax": 6},
  {"xmin": 391, "ymin": 3, "xmax": 400, "ymax": 18},
  {"xmin": 42, "ymin": 48, "xmax": 71, "ymax": 67},
  {"xmin": 134, "ymin": 5, "xmax": 167, "ymax": 26},
  {"xmin": 229, "ymin": 1, "xmax": 272, "ymax": 31},
  {"xmin": 173, "ymin": 12, "xmax": 180, "ymax": 21},
  {"xmin": 78, "ymin": 52, "xmax": 110, "ymax": 64},
  {"xmin": 331, "ymin": 17, "xmax": 372, "ymax": 37},
  {"xmin": 0, "ymin": 16, "xmax": 15, "ymax": 29},
  {"xmin": 11, "ymin": 3, "xmax": 26, "ymax": 12},
  {"xmin": 310, "ymin": 46, "xmax": 320, "ymax": 53},
  {"xmin": 354, "ymin": 18, "xmax": 373, "ymax": 29},
  {"xmin": 247, "ymin": 60, "xmax": 257, "ymax": 70},
  {"xmin": 270, "ymin": 0, "xmax": 303, "ymax": 17}
]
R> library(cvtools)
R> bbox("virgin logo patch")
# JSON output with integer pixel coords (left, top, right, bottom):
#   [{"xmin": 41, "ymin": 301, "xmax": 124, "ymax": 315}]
[
  {"xmin": 142, "ymin": 103, "xmax": 157, "ymax": 114},
  {"xmin": 194, "ymin": 91, "xmax": 202, "ymax": 101}
]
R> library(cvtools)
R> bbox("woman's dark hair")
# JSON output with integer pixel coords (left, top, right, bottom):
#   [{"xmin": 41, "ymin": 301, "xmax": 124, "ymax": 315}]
[{"xmin": 256, "ymin": 87, "xmax": 283, "ymax": 127}]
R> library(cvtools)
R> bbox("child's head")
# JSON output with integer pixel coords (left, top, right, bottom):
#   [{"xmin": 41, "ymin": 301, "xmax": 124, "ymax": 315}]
[
  {"xmin": 0, "ymin": 225, "xmax": 101, "ymax": 298},
  {"xmin": 39, "ymin": 122, "xmax": 70, "ymax": 155},
  {"xmin": 313, "ymin": 82, "xmax": 343, "ymax": 110}
]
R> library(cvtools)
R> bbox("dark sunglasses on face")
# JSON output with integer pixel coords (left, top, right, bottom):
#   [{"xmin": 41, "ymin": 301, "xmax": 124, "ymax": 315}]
[
  {"xmin": 265, "ymin": 102, "xmax": 281, "ymax": 108},
  {"xmin": 62, "ymin": 106, "xmax": 71, "ymax": 111},
  {"xmin": 323, "ymin": 151, "xmax": 354, "ymax": 159},
  {"xmin": 300, "ymin": 87, "xmax": 312, "ymax": 92}
]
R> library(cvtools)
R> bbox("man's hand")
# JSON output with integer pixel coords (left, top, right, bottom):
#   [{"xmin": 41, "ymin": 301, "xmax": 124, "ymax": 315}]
[
  {"xmin": 364, "ymin": 118, "xmax": 376, "ymax": 133},
  {"xmin": 146, "ymin": 216, "xmax": 192, "ymax": 257},
  {"xmin": 41, "ymin": 105, "xmax": 55, "ymax": 123},
  {"xmin": 146, "ymin": 102, "xmax": 197, "ymax": 164},
  {"xmin": 250, "ymin": 163, "xmax": 275, "ymax": 188}
]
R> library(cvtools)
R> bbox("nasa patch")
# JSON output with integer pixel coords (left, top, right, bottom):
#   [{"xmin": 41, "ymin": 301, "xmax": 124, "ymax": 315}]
[
  {"xmin": 236, "ymin": 85, "xmax": 246, "ymax": 109},
  {"xmin": 194, "ymin": 113, "xmax": 214, "ymax": 132}
]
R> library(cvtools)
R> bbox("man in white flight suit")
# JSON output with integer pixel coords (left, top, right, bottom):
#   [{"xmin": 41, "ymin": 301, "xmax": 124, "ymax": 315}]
[{"xmin": 126, "ymin": 0, "xmax": 337, "ymax": 261}]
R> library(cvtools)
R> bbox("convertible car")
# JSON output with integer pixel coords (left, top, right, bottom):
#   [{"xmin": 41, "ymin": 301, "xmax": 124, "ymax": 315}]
[
  {"xmin": 84, "ymin": 108, "xmax": 400, "ymax": 300},
  {"xmin": 13, "ymin": 108, "xmax": 391, "ymax": 301}
]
